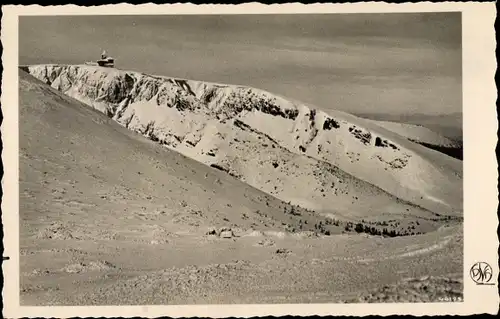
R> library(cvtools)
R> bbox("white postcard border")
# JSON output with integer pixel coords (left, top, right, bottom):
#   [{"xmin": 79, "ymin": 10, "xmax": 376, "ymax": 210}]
[{"xmin": 2, "ymin": 2, "xmax": 498, "ymax": 317}]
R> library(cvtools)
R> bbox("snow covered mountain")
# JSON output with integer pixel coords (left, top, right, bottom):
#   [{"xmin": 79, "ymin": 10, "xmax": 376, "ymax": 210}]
[
  {"xmin": 22, "ymin": 64, "xmax": 463, "ymax": 219},
  {"xmin": 18, "ymin": 68, "xmax": 464, "ymax": 305}
]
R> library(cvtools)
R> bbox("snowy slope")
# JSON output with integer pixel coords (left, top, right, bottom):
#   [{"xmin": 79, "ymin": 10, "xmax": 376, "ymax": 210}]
[
  {"xmin": 23, "ymin": 64, "xmax": 463, "ymax": 216},
  {"xmin": 362, "ymin": 120, "xmax": 463, "ymax": 160},
  {"xmin": 364, "ymin": 120, "xmax": 460, "ymax": 148},
  {"xmin": 19, "ymin": 68, "xmax": 352, "ymax": 239}
]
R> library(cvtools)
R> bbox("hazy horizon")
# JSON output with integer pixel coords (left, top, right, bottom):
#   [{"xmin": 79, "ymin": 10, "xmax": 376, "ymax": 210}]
[{"xmin": 19, "ymin": 13, "xmax": 462, "ymax": 119}]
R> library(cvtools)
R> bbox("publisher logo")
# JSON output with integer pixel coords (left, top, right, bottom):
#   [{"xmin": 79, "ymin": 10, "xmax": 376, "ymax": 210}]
[{"xmin": 470, "ymin": 262, "xmax": 494, "ymax": 285}]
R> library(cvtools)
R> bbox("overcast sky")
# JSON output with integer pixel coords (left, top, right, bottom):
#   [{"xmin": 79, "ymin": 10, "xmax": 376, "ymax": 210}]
[{"xmin": 19, "ymin": 13, "xmax": 462, "ymax": 116}]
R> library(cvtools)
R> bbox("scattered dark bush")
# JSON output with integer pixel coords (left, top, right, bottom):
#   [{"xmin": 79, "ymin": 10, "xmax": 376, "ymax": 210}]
[{"xmin": 355, "ymin": 223, "xmax": 364, "ymax": 233}]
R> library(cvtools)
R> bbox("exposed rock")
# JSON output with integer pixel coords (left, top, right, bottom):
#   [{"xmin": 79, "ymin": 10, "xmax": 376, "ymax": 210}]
[
  {"xmin": 219, "ymin": 230, "xmax": 233, "ymax": 239},
  {"xmin": 275, "ymin": 248, "xmax": 291, "ymax": 255},
  {"xmin": 36, "ymin": 223, "xmax": 75, "ymax": 240},
  {"xmin": 217, "ymin": 226, "xmax": 234, "ymax": 238},
  {"xmin": 206, "ymin": 227, "xmax": 217, "ymax": 236},
  {"xmin": 323, "ymin": 117, "xmax": 340, "ymax": 130},
  {"xmin": 256, "ymin": 238, "xmax": 275, "ymax": 247}
]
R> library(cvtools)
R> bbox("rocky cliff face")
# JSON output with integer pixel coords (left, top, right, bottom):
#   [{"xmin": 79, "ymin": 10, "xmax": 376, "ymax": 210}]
[{"xmin": 23, "ymin": 64, "xmax": 463, "ymax": 217}]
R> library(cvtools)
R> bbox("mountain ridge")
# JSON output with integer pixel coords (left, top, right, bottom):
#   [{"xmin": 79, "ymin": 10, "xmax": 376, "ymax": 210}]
[{"xmin": 22, "ymin": 64, "xmax": 463, "ymax": 218}]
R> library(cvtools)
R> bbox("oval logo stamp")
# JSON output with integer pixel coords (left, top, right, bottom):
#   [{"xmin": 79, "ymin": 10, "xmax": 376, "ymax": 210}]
[{"xmin": 470, "ymin": 262, "xmax": 494, "ymax": 285}]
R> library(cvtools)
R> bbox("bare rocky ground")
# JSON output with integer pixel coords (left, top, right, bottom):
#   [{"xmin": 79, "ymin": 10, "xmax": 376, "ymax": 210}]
[
  {"xmin": 21, "ymin": 226, "xmax": 463, "ymax": 305},
  {"xmin": 19, "ymin": 69, "xmax": 463, "ymax": 305},
  {"xmin": 345, "ymin": 275, "xmax": 463, "ymax": 303}
]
